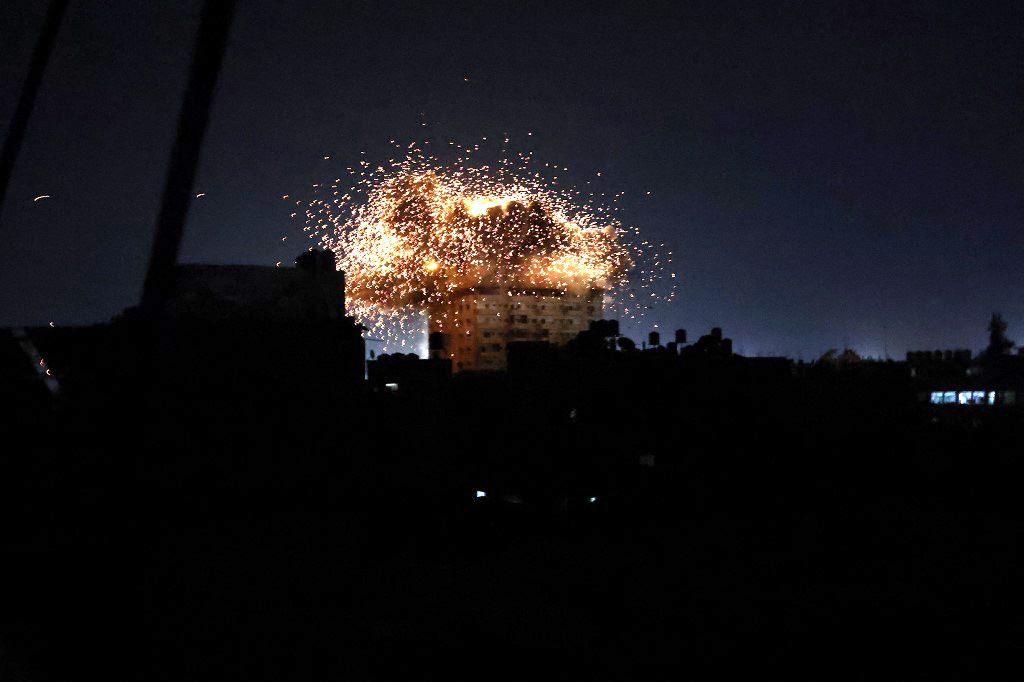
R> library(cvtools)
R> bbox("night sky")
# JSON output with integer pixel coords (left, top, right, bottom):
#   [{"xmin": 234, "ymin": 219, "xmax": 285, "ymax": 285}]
[{"xmin": 2, "ymin": 1, "xmax": 1021, "ymax": 358}]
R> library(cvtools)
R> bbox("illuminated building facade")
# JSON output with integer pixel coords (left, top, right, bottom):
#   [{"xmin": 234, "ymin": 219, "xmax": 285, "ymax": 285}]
[
  {"xmin": 428, "ymin": 287, "xmax": 602, "ymax": 372},
  {"xmin": 928, "ymin": 390, "xmax": 1013, "ymax": 406}
]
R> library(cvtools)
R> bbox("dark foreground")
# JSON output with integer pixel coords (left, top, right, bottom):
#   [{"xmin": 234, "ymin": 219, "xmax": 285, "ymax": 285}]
[{"xmin": 2, "ymin": 346, "xmax": 1021, "ymax": 680}]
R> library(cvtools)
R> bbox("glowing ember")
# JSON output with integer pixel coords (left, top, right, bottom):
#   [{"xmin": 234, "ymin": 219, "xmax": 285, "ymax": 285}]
[{"xmin": 302, "ymin": 144, "xmax": 675, "ymax": 349}]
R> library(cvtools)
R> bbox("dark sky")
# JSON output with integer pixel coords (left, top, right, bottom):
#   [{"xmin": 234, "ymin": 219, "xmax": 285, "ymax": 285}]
[{"xmin": 2, "ymin": 1, "xmax": 1021, "ymax": 358}]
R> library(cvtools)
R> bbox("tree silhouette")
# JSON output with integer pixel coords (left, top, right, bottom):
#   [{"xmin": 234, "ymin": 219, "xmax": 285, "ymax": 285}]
[{"xmin": 985, "ymin": 312, "xmax": 1014, "ymax": 358}]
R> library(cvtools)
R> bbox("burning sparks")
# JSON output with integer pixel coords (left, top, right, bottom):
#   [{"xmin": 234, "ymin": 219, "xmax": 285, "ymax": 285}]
[
  {"xmin": 463, "ymin": 196, "xmax": 513, "ymax": 216},
  {"xmin": 301, "ymin": 143, "xmax": 676, "ymax": 348}
]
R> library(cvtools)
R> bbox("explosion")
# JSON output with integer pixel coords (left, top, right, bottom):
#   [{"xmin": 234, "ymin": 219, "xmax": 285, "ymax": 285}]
[{"xmin": 301, "ymin": 144, "xmax": 674, "ymax": 349}]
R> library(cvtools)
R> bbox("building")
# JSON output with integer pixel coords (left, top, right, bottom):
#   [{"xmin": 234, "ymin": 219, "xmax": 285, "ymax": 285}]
[
  {"xmin": 367, "ymin": 353, "xmax": 452, "ymax": 393},
  {"xmin": 907, "ymin": 348, "xmax": 1022, "ymax": 408},
  {"xmin": 4, "ymin": 250, "xmax": 367, "ymax": 404},
  {"xmin": 428, "ymin": 287, "xmax": 602, "ymax": 372},
  {"xmin": 161, "ymin": 249, "xmax": 366, "ymax": 386},
  {"xmin": 166, "ymin": 249, "xmax": 348, "ymax": 324}
]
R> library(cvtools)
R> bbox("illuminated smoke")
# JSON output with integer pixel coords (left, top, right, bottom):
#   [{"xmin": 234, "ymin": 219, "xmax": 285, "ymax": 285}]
[{"xmin": 300, "ymin": 144, "xmax": 675, "ymax": 349}]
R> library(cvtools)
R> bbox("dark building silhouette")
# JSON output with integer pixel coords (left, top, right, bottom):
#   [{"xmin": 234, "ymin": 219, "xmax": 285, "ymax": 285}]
[
  {"xmin": 367, "ymin": 353, "xmax": 452, "ymax": 392},
  {"xmin": 678, "ymin": 325, "xmax": 733, "ymax": 361},
  {"xmin": 164, "ymin": 249, "xmax": 347, "ymax": 323},
  {"xmin": 908, "ymin": 347, "xmax": 1022, "ymax": 406},
  {"xmin": 3, "ymin": 250, "xmax": 365, "ymax": 408},
  {"xmin": 5, "ymin": 299, "xmax": 1024, "ymax": 681}
]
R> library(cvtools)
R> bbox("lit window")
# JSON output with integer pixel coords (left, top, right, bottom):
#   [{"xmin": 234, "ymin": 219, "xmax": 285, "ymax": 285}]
[
  {"xmin": 971, "ymin": 391, "xmax": 985, "ymax": 404},
  {"xmin": 475, "ymin": 490, "xmax": 486, "ymax": 498},
  {"xmin": 588, "ymin": 497, "xmax": 597, "ymax": 503},
  {"xmin": 988, "ymin": 391, "xmax": 996, "ymax": 405},
  {"xmin": 930, "ymin": 392, "xmax": 943, "ymax": 404},
  {"xmin": 943, "ymin": 391, "xmax": 956, "ymax": 404},
  {"xmin": 384, "ymin": 383, "xmax": 398, "ymax": 392},
  {"xmin": 958, "ymin": 392, "xmax": 969, "ymax": 405}
]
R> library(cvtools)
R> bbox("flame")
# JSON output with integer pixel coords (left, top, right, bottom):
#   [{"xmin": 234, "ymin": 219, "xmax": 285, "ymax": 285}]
[{"xmin": 463, "ymin": 196, "xmax": 513, "ymax": 216}]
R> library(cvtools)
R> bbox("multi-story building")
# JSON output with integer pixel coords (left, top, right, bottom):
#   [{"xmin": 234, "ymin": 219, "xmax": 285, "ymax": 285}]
[{"xmin": 428, "ymin": 286, "xmax": 602, "ymax": 372}]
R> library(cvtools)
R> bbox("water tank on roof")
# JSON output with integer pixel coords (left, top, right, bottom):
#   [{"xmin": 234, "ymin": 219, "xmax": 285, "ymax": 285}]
[
  {"xmin": 589, "ymin": 319, "xmax": 619, "ymax": 337},
  {"xmin": 428, "ymin": 332, "xmax": 447, "ymax": 350}
]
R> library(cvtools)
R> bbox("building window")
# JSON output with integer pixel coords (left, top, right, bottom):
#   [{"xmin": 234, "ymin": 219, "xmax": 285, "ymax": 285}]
[
  {"xmin": 958, "ymin": 390, "xmax": 988, "ymax": 405},
  {"xmin": 934, "ymin": 390, "xmax": 1000, "ymax": 406}
]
